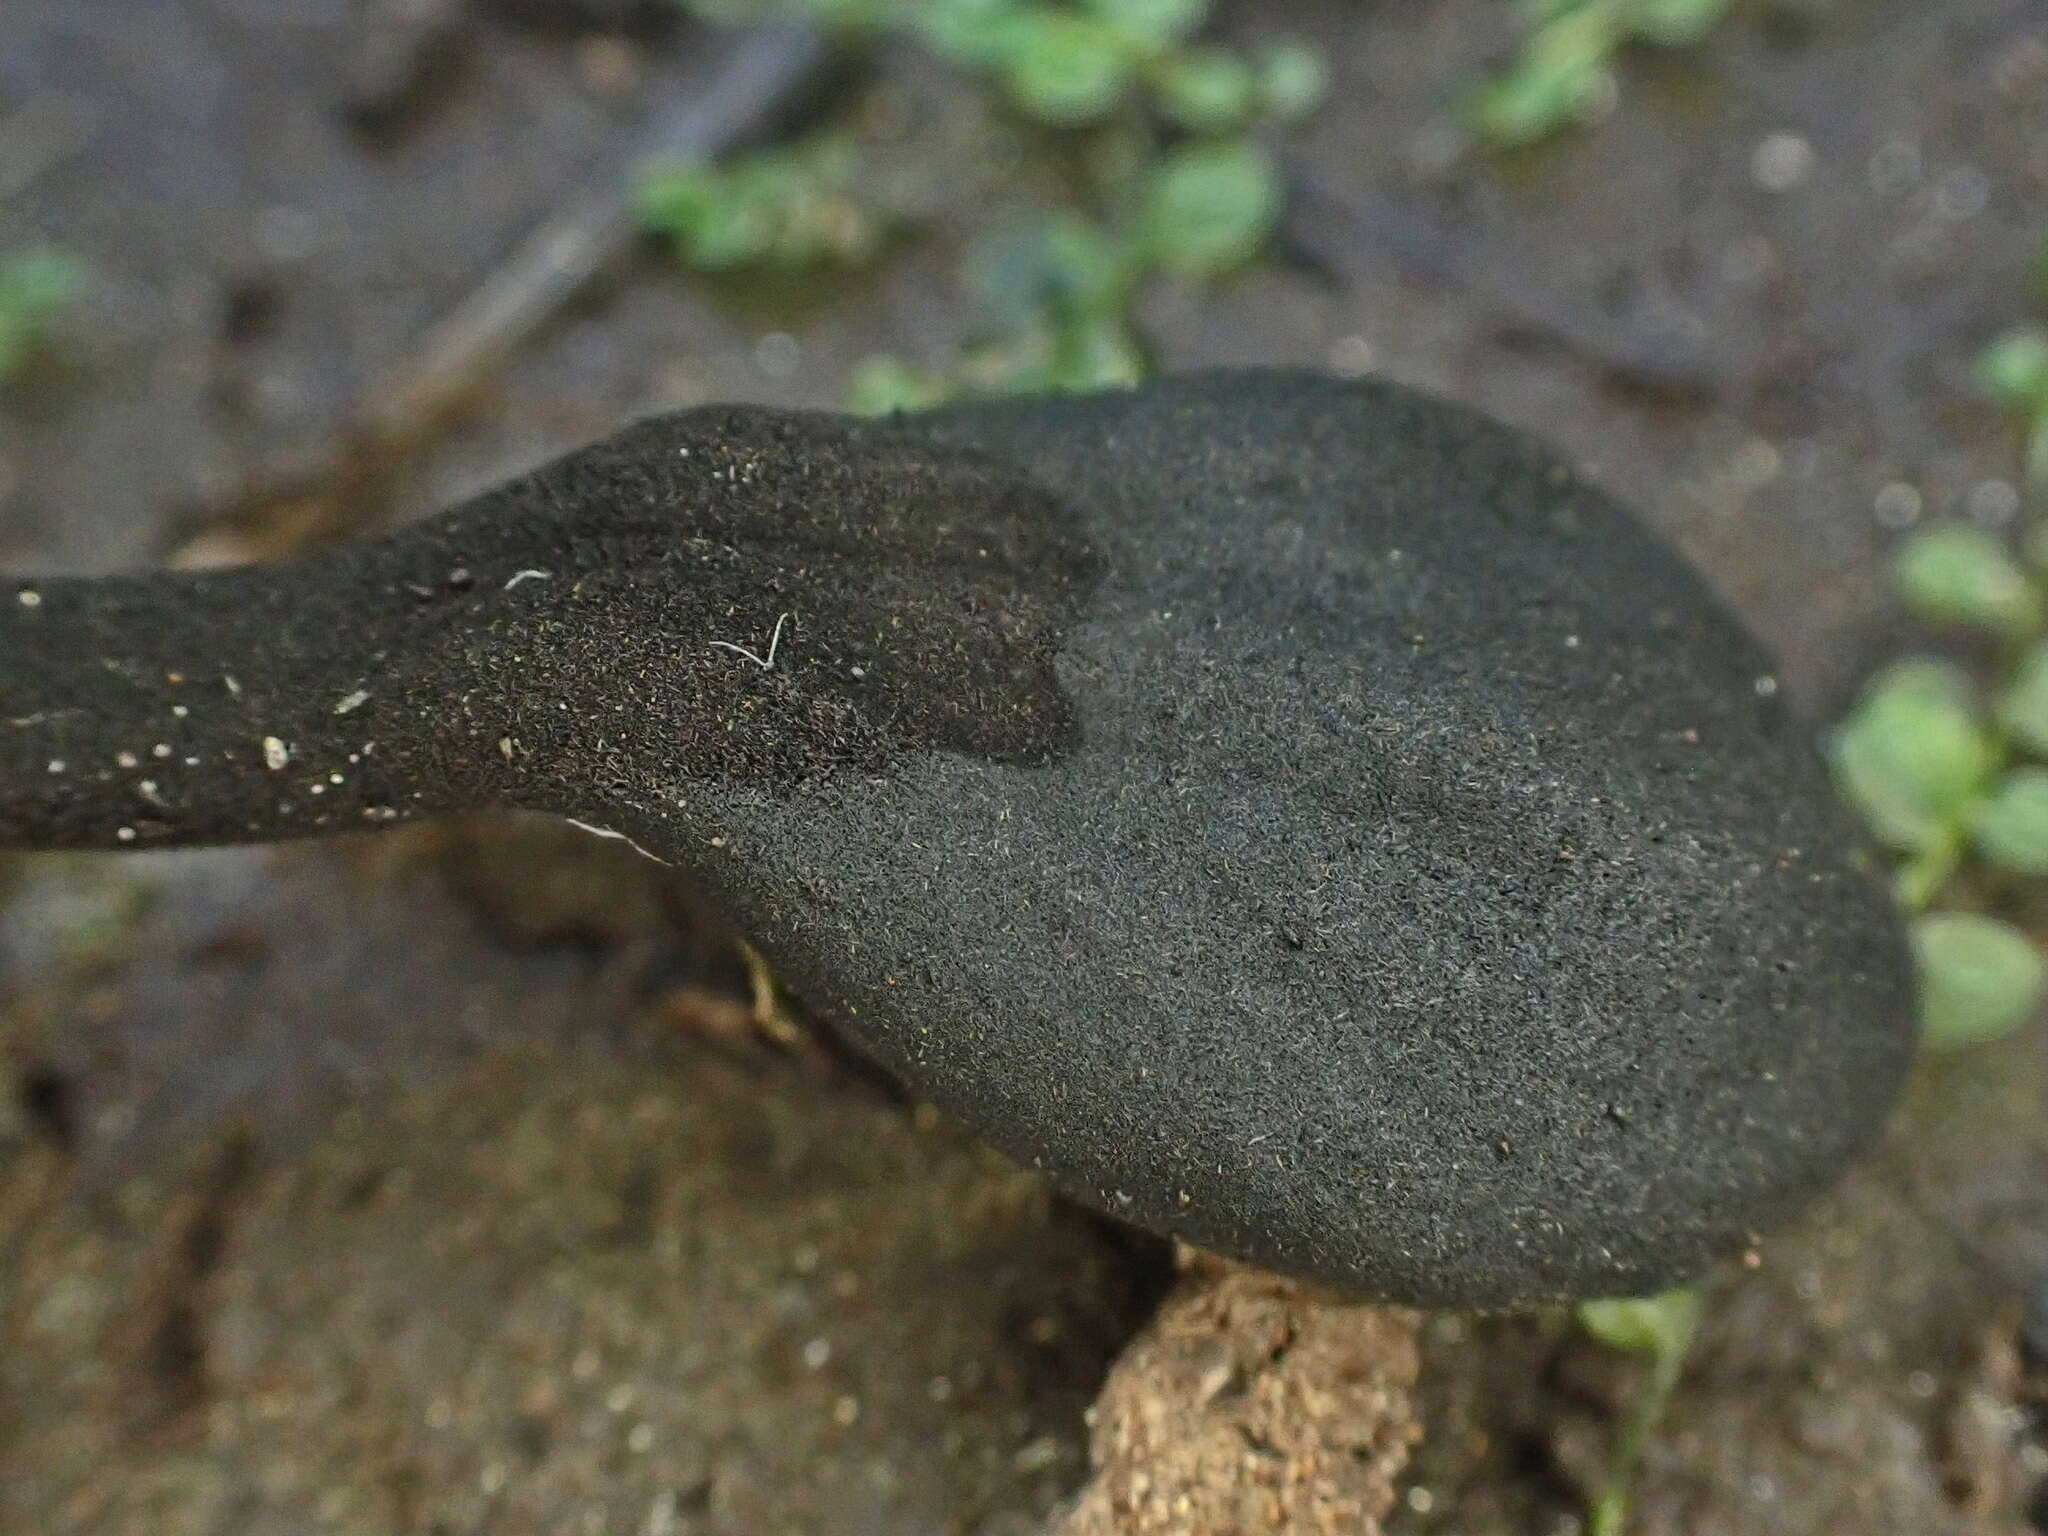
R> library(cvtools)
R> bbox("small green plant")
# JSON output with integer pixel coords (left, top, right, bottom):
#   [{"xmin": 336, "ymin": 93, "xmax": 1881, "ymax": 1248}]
[
  {"xmin": 0, "ymin": 246, "xmax": 84, "ymax": 381},
  {"xmin": 1974, "ymin": 325, "xmax": 2048, "ymax": 499},
  {"xmin": 1471, "ymin": 0, "xmax": 1736, "ymax": 148},
  {"xmin": 843, "ymin": 129, "xmax": 1290, "ymax": 409},
  {"xmin": 1576, "ymin": 1288, "xmax": 1704, "ymax": 1536},
  {"xmin": 662, "ymin": 0, "xmax": 1325, "ymax": 405},
  {"xmin": 688, "ymin": 0, "xmax": 1324, "ymax": 132},
  {"xmin": 636, "ymin": 135, "xmax": 889, "ymax": 273},
  {"xmin": 1827, "ymin": 294, "xmax": 2048, "ymax": 1050},
  {"xmin": 850, "ymin": 212, "xmax": 1145, "ymax": 409}
]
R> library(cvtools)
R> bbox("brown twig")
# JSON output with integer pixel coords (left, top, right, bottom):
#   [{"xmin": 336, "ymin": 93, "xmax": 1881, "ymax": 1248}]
[{"xmin": 178, "ymin": 21, "xmax": 836, "ymax": 561}]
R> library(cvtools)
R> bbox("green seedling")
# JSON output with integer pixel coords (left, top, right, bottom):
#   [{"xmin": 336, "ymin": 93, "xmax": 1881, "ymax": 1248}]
[
  {"xmin": 684, "ymin": 0, "xmax": 1322, "ymax": 130},
  {"xmin": 1822, "ymin": 312, "xmax": 2048, "ymax": 1052},
  {"xmin": 1913, "ymin": 910, "xmax": 2048, "ymax": 1051},
  {"xmin": 0, "ymin": 246, "xmax": 85, "ymax": 381},
  {"xmin": 635, "ymin": 135, "xmax": 886, "ymax": 273},
  {"xmin": 844, "ymin": 130, "xmax": 1291, "ymax": 406},
  {"xmin": 1831, "ymin": 653, "xmax": 2048, "ymax": 1036},
  {"xmin": 669, "ymin": 0, "xmax": 1323, "ymax": 405},
  {"xmin": 1974, "ymin": 325, "xmax": 2048, "ymax": 497},
  {"xmin": 852, "ymin": 211, "xmax": 1144, "ymax": 408},
  {"xmin": 1137, "ymin": 137, "xmax": 1284, "ymax": 277},
  {"xmin": 1576, "ymin": 1288, "xmax": 1704, "ymax": 1536},
  {"xmin": 845, "ymin": 126, "xmax": 1294, "ymax": 407},
  {"xmin": 1471, "ymin": 0, "xmax": 1736, "ymax": 148}
]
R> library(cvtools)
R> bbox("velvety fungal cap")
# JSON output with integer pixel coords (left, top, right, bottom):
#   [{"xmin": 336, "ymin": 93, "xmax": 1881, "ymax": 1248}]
[{"xmin": 0, "ymin": 370, "xmax": 1913, "ymax": 1308}]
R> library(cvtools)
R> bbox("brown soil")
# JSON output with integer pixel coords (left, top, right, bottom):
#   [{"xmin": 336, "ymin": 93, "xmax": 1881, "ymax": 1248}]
[
  {"xmin": 5, "ymin": 0, "xmax": 2048, "ymax": 1531},
  {"xmin": 1057, "ymin": 1259, "xmax": 1422, "ymax": 1536}
]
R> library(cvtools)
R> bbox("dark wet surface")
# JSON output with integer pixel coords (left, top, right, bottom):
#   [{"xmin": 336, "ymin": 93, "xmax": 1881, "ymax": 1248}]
[{"xmin": 4, "ymin": 0, "xmax": 2048, "ymax": 1530}]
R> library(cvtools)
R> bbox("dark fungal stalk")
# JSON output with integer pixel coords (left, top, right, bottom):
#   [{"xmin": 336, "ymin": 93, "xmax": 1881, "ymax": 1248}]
[
  {"xmin": 0, "ymin": 370, "xmax": 1913, "ymax": 1308},
  {"xmin": 5, "ymin": 547, "xmax": 526, "ymax": 850},
  {"xmin": 2, "ymin": 404, "xmax": 1095, "ymax": 854}
]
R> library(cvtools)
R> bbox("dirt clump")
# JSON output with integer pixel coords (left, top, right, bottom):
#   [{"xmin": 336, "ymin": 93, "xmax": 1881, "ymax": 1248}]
[{"xmin": 1058, "ymin": 1254, "xmax": 1423, "ymax": 1536}]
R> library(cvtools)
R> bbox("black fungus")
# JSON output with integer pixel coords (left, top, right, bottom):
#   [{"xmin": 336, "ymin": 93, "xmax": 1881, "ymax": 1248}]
[{"xmin": 0, "ymin": 370, "xmax": 1913, "ymax": 1306}]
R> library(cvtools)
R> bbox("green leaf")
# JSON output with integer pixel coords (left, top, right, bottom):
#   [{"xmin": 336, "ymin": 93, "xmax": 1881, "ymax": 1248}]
[
  {"xmin": 956, "ymin": 311, "xmax": 1145, "ymax": 398},
  {"xmin": 1891, "ymin": 524, "xmax": 2043, "ymax": 638},
  {"xmin": 915, "ymin": 0, "xmax": 1026, "ymax": 66},
  {"xmin": 1968, "ymin": 768, "xmax": 2048, "ymax": 874},
  {"xmin": 1999, "ymin": 640, "xmax": 2048, "ymax": 757},
  {"xmin": 1080, "ymin": 0, "xmax": 1206, "ymax": 49},
  {"xmin": 1136, "ymin": 139, "xmax": 1284, "ymax": 277},
  {"xmin": 1577, "ymin": 1288, "xmax": 1702, "ymax": 1360},
  {"xmin": 1827, "ymin": 660, "xmax": 1995, "ymax": 853},
  {"xmin": 1047, "ymin": 313, "xmax": 1148, "ymax": 391},
  {"xmin": 1151, "ymin": 45, "xmax": 1256, "ymax": 133},
  {"xmin": 1894, "ymin": 838, "xmax": 1962, "ymax": 914},
  {"xmin": 0, "ymin": 247, "xmax": 86, "ymax": 379},
  {"xmin": 845, "ymin": 354, "xmax": 952, "ymax": 416},
  {"xmin": 635, "ymin": 138, "xmax": 883, "ymax": 273},
  {"xmin": 1253, "ymin": 39, "xmax": 1330, "ymax": 122},
  {"xmin": 1621, "ymin": 0, "xmax": 1733, "ymax": 47},
  {"xmin": 999, "ymin": 10, "xmax": 1134, "ymax": 125},
  {"xmin": 964, "ymin": 213, "xmax": 1135, "ymax": 333},
  {"xmin": 1468, "ymin": 5, "xmax": 1620, "ymax": 147},
  {"xmin": 1914, "ymin": 911, "xmax": 2046, "ymax": 1051},
  {"xmin": 1578, "ymin": 1282, "xmax": 1703, "ymax": 1536},
  {"xmin": 1974, "ymin": 327, "xmax": 2048, "ymax": 412}
]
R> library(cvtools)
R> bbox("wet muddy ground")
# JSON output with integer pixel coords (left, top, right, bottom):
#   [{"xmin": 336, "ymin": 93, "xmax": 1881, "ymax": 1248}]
[{"xmin": 4, "ymin": 0, "xmax": 2048, "ymax": 1531}]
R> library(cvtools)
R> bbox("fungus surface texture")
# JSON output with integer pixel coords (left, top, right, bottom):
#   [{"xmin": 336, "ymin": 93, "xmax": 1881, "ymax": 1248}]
[{"xmin": 0, "ymin": 369, "xmax": 1913, "ymax": 1307}]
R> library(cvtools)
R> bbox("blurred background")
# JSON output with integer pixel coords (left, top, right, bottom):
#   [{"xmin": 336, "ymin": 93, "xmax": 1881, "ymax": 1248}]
[{"xmin": 2, "ymin": 2, "xmax": 2047, "ymax": 1533}]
